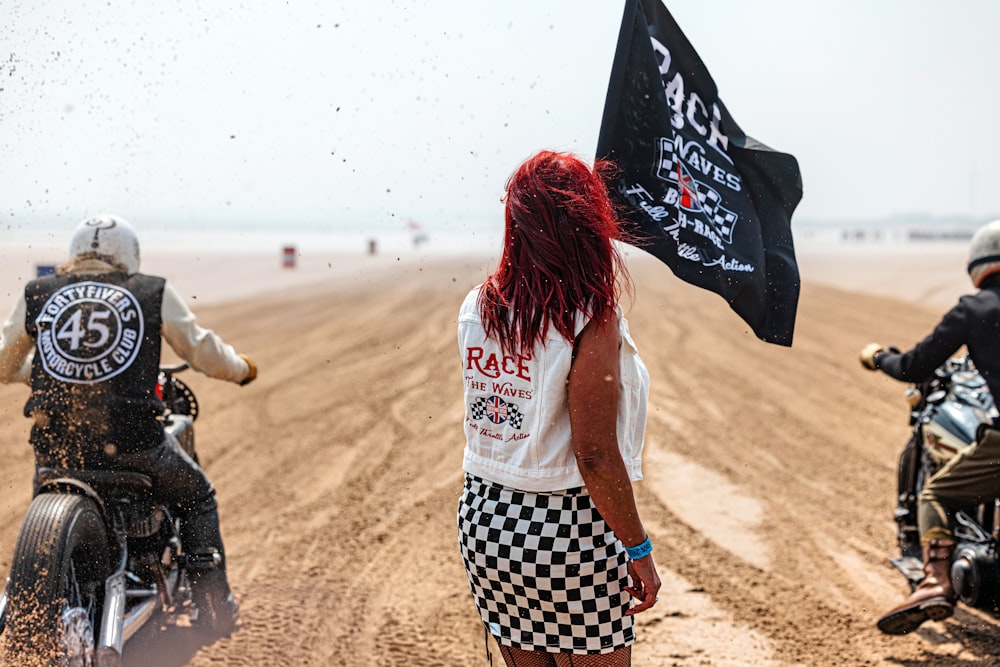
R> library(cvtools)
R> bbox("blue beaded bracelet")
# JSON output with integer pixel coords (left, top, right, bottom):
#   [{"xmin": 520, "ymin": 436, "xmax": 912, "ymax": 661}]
[{"xmin": 625, "ymin": 536, "xmax": 653, "ymax": 560}]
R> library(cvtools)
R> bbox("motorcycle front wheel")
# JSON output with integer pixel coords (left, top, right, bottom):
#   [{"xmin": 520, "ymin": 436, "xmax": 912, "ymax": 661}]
[{"xmin": 3, "ymin": 493, "xmax": 109, "ymax": 666}]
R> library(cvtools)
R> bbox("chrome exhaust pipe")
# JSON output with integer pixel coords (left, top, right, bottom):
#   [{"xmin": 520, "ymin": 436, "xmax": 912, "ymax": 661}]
[
  {"xmin": 95, "ymin": 583, "xmax": 159, "ymax": 665},
  {"xmin": 121, "ymin": 589, "xmax": 158, "ymax": 644},
  {"xmin": 96, "ymin": 554, "xmax": 161, "ymax": 664},
  {"xmin": 96, "ymin": 570, "xmax": 126, "ymax": 667}
]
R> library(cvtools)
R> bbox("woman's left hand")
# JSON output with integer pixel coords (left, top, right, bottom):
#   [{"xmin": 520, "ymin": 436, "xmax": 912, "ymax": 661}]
[{"xmin": 624, "ymin": 554, "xmax": 661, "ymax": 615}]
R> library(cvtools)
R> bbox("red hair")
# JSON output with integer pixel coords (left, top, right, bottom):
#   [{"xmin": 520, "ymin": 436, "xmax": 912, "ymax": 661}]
[{"xmin": 478, "ymin": 151, "xmax": 632, "ymax": 356}]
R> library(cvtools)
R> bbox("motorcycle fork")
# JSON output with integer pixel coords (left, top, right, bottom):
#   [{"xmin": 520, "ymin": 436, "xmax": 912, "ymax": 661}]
[
  {"xmin": 897, "ymin": 434, "xmax": 921, "ymax": 510},
  {"xmin": 0, "ymin": 578, "xmax": 8, "ymax": 635},
  {"xmin": 896, "ymin": 434, "xmax": 922, "ymax": 553},
  {"xmin": 992, "ymin": 500, "xmax": 1000, "ymax": 543}
]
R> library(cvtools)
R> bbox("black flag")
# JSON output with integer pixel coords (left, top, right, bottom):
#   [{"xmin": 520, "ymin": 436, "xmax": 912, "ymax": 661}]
[{"xmin": 597, "ymin": 0, "xmax": 803, "ymax": 346}]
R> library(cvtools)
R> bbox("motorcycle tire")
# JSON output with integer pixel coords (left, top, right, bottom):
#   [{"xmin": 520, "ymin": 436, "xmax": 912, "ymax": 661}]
[{"xmin": 4, "ymin": 493, "xmax": 109, "ymax": 667}]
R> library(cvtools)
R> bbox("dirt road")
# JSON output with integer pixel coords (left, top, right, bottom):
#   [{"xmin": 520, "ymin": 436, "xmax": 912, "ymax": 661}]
[{"xmin": 1, "ymin": 250, "xmax": 997, "ymax": 666}]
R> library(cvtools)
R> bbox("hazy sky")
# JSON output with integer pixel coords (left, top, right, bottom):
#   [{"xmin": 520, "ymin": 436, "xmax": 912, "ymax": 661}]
[{"xmin": 4, "ymin": 1, "xmax": 1000, "ymax": 234}]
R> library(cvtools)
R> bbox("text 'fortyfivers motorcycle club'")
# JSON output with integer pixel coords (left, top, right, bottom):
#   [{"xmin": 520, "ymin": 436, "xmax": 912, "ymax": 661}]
[{"xmin": 35, "ymin": 281, "xmax": 144, "ymax": 384}]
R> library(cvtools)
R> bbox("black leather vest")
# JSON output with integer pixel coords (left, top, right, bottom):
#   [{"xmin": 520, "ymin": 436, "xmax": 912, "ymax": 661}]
[{"xmin": 23, "ymin": 272, "xmax": 166, "ymax": 461}]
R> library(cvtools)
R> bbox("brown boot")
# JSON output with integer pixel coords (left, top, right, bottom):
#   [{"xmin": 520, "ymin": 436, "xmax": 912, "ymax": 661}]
[{"xmin": 877, "ymin": 538, "xmax": 955, "ymax": 635}]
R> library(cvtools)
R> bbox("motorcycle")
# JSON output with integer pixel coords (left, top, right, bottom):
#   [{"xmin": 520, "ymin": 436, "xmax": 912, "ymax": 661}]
[
  {"xmin": 0, "ymin": 364, "xmax": 214, "ymax": 666},
  {"xmin": 889, "ymin": 354, "xmax": 1000, "ymax": 610}
]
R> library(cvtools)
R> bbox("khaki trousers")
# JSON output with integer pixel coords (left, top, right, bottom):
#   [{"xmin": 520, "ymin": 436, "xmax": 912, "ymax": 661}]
[{"xmin": 918, "ymin": 426, "xmax": 1000, "ymax": 541}]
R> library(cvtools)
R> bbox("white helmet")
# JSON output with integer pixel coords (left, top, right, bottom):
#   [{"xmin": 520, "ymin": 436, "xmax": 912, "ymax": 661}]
[{"xmin": 68, "ymin": 214, "xmax": 140, "ymax": 274}]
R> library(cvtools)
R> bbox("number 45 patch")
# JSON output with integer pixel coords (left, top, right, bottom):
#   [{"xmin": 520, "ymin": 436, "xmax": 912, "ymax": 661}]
[{"xmin": 34, "ymin": 281, "xmax": 144, "ymax": 384}]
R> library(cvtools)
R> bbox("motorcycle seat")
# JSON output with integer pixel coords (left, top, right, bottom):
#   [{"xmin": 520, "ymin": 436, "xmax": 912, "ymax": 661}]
[{"xmin": 36, "ymin": 466, "xmax": 154, "ymax": 493}]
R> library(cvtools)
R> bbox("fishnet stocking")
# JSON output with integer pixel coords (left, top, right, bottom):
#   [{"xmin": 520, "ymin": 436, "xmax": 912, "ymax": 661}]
[
  {"xmin": 497, "ymin": 644, "xmax": 632, "ymax": 667},
  {"xmin": 497, "ymin": 644, "xmax": 556, "ymax": 667},
  {"xmin": 556, "ymin": 646, "xmax": 631, "ymax": 666}
]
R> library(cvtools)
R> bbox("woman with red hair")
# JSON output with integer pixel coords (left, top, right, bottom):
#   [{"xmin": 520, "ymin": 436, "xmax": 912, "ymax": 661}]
[{"xmin": 457, "ymin": 151, "xmax": 661, "ymax": 666}]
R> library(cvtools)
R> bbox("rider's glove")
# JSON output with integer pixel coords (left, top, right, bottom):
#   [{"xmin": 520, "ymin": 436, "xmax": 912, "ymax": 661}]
[
  {"xmin": 859, "ymin": 342, "xmax": 886, "ymax": 370},
  {"xmin": 239, "ymin": 354, "xmax": 258, "ymax": 386}
]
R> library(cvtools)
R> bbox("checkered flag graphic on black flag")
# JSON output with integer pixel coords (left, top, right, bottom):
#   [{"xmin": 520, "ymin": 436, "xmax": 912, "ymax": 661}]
[{"xmin": 657, "ymin": 138, "xmax": 739, "ymax": 244}]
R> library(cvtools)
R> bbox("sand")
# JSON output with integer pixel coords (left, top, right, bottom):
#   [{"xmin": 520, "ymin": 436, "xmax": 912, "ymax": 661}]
[{"xmin": 1, "ymin": 238, "xmax": 998, "ymax": 666}]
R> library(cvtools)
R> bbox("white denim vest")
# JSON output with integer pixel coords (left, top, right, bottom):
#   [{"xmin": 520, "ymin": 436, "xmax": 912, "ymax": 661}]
[{"xmin": 458, "ymin": 286, "xmax": 649, "ymax": 493}]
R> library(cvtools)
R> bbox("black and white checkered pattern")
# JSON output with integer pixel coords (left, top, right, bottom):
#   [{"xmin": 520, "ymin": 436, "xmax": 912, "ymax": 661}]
[
  {"xmin": 457, "ymin": 474, "xmax": 634, "ymax": 654},
  {"xmin": 506, "ymin": 404, "xmax": 524, "ymax": 429},
  {"xmin": 699, "ymin": 187, "xmax": 739, "ymax": 244},
  {"xmin": 470, "ymin": 397, "xmax": 487, "ymax": 420}
]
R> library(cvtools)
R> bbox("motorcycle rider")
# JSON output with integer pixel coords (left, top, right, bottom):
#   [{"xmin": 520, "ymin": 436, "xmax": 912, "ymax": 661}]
[
  {"xmin": 0, "ymin": 215, "xmax": 256, "ymax": 635},
  {"xmin": 861, "ymin": 219, "xmax": 1000, "ymax": 635}
]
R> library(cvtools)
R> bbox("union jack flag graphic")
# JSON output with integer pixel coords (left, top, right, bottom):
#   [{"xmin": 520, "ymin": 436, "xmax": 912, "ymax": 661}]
[
  {"xmin": 470, "ymin": 396, "xmax": 524, "ymax": 429},
  {"xmin": 485, "ymin": 396, "xmax": 507, "ymax": 423},
  {"xmin": 676, "ymin": 161, "xmax": 698, "ymax": 210}
]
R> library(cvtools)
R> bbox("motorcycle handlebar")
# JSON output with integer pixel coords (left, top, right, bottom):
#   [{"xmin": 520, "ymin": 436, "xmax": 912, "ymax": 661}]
[{"xmin": 159, "ymin": 363, "xmax": 190, "ymax": 375}]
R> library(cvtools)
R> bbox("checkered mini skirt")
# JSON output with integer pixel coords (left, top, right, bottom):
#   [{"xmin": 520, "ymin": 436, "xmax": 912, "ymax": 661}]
[{"xmin": 457, "ymin": 473, "xmax": 634, "ymax": 654}]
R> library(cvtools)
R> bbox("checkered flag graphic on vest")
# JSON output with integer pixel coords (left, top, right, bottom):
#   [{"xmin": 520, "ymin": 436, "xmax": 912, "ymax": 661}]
[{"xmin": 470, "ymin": 396, "xmax": 524, "ymax": 429}]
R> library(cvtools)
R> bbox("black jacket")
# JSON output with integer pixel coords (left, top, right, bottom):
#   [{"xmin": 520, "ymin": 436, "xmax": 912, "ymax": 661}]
[
  {"xmin": 877, "ymin": 281, "xmax": 1000, "ymax": 403},
  {"xmin": 23, "ymin": 271, "xmax": 167, "ymax": 461}
]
